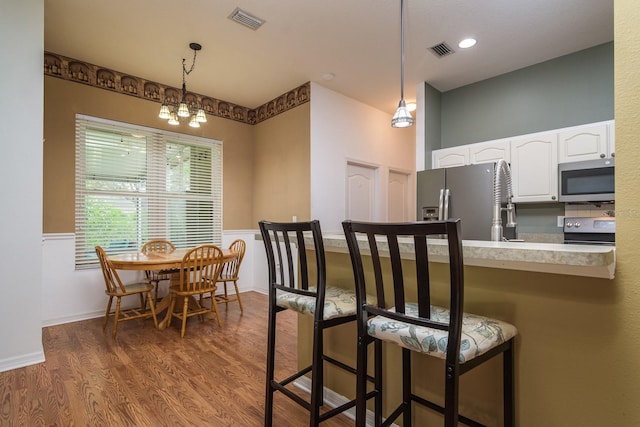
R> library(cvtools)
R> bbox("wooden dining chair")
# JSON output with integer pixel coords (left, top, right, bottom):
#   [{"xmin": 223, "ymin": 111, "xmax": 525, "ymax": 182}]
[
  {"xmin": 141, "ymin": 239, "xmax": 176, "ymax": 301},
  {"xmin": 166, "ymin": 244, "xmax": 224, "ymax": 337},
  {"xmin": 95, "ymin": 246, "xmax": 158, "ymax": 338},
  {"xmin": 213, "ymin": 239, "xmax": 246, "ymax": 312},
  {"xmin": 342, "ymin": 219, "xmax": 518, "ymax": 427}
]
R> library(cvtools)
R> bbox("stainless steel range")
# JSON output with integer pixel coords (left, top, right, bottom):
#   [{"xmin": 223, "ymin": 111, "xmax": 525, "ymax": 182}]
[{"xmin": 563, "ymin": 216, "xmax": 615, "ymax": 245}]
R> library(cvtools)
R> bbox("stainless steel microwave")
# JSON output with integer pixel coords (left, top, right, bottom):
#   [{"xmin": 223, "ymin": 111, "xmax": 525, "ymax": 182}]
[{"xmin": 558, "ymin": 158, "xmax": 615, "ymax": 202}]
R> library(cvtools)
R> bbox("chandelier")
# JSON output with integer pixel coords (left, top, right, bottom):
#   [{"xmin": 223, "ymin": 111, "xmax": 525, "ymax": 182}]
[{"xmin": 158, "ymin": 42, "xmax": 207, "ymax": 128}]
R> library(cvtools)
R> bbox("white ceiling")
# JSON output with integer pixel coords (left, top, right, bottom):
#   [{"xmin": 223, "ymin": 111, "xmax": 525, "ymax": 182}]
[{"xmin": 44, "ymin": 0, "xmax": 613, "ymax": 115}]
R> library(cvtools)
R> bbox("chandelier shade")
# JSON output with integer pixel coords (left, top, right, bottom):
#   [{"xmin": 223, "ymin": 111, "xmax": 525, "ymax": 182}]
[
  {"xmin": 159, "ymin": 42, "xmax": 208, "ymax": 127},
  {"xmin": 392, "ymin": 0, "xmax": 414, "ymax": 128}
]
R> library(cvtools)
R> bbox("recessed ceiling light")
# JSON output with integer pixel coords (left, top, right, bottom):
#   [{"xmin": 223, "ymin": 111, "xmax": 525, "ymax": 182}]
[
  {"xmin": 458, "ymin": 38, "xmax": 477, "ymax": 49},
  {"xmin": 322, "ymin": 72, "xmax": 335, "ymax": 81},
  {"xmin": 406, "ymin": 102, "xmax": 417, "ymax": 112}
]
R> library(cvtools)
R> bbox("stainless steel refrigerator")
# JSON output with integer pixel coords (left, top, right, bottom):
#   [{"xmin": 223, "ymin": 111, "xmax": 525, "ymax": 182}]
[{"xmin": 416, "ymin": 163, "xmax": 515, "ymax": 241}]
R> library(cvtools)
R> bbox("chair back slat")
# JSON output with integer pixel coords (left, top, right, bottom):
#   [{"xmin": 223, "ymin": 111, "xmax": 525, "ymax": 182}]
[
  {"xmin": 365, "ymin": 232, "xmax": 387, "ymax": 309},
  {"xmin": 342, "ymin": 220, "xmax": 465, "ymax": 354},
  {"xmin": 259, "ymin": 220, "xmax": 326, "ymax": 305},
  {"xmin": 179, "ymin": 245, "xmax": 224, "ymax": 293},
  {"xmin": 386, "ymin": 234, "xmax": 406, "ymax": 314},
  {"xmin": 141, "ymin": 239, "xmax": 175, "ymax": 254},
  {"xmin": 95, "ymin": 246, "xmax": 126, "ymax": 294},
  {"xmin": 414, "ymin": 235, "xmax": 431, "ymax": 318},
  {"xmin": 220, "ymin": 239, "xmax": 246, "ymax": 279}
]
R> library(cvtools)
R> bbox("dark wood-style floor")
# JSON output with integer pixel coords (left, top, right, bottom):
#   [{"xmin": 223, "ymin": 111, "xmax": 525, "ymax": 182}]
[{"xmin": 0, "ymin": 291, "xmax": 354, "ymax": 426}]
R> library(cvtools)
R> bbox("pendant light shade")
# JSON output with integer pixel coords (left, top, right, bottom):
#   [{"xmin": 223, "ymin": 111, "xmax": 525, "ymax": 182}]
[
  {"xmin": 168, "ymin": 112, "xmax": 180, "ymax": 125},
  {"xmin": 158, "ymin": 104, "xmax": 171, "ymax": 119},
  {"xmin": 391, "ymin": 99, "xmax": 414, "ymax": 128},
  {"xmin": 392, "ymin": 0, "xmax": 413, "ymax": 128},
  {"xmin": 195, "ymin": 108, "xmax": 207, "ymax": 123},
  {"xmin": 177, "ymin": 101, "xmax": 190, "ymax": 117},
  {"xmin": 188, "ymin": 115, "xmax": 200, "ymax": 128}
]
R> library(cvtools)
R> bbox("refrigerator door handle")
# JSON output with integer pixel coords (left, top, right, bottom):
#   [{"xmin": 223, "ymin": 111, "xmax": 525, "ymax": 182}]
[
  {"xmin": 443, "ymin": 189, "xmax": 450, "ymax": 220},
  {"xmin": 438, "ymin": 189, "xmax": 445, "ymax": 220}
]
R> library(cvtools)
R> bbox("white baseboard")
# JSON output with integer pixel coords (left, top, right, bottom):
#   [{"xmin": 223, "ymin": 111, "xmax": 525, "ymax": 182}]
[
  {"xmin": 294, "ymin": 376, "xmax": 398, "ymax": 427},
  {"xmin": 0, "ymin": 350, "xmax": 45, "ymax": 373},
  {"xmin": 42, "ymin": 310, "xmax": 104, "ymax": 328}
]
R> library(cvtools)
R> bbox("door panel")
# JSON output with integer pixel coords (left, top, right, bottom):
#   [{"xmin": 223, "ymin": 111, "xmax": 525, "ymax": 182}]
[
  {"xmin": 346, "ymin": 163, "xmax": 376, "ymax": 221},
  {"xmin": 388, "ymin": 170, "xmax": 410, "ymax": 222}
]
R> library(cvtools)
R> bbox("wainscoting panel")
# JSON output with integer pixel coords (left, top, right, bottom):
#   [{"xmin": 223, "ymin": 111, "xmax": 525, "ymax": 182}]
[{"xmin": 42, "ymin": 230, "xmax": 265, "ymax": 327}]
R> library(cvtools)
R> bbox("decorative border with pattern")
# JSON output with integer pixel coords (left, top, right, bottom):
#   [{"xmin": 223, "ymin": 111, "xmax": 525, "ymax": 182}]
[{"xmin": 44, "ymin": 52, "xmax": 310, "ymax": 125}]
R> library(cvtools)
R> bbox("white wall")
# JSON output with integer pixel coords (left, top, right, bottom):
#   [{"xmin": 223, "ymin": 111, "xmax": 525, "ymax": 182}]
[
  {"xmin": 309, "ymin": 83, "xmax": 416, "ymax": 232},
  {"xmin": 0, "ymin": 0, "xmax": 46, "ymax": 372},
  {"xmin": 41, "ymin": 231, "xmax": 266, "ymax": 327}
]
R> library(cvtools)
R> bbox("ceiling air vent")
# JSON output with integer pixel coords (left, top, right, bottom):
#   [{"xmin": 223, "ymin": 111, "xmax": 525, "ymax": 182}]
[
  {"xmin": 228, "ymin": 7, "xmax": 265, "ymax": 30},
  {"xmin": 430, "ymin": 42, "xmax": 454, "ymax": 58}
]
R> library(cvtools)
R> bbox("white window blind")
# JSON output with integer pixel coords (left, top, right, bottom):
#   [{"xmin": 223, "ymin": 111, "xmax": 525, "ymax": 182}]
[{"xmin": 75, "ymin": 115, "xmax": 222, "ymax": 268}]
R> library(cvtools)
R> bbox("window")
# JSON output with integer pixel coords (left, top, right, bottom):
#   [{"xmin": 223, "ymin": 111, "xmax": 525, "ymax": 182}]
[{"xmin": 75, "ymin": 115, "xmax": 222, "ymax": 268}]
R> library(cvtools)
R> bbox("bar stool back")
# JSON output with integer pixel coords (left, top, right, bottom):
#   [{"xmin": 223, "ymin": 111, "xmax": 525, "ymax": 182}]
[
  {"xmin": 259, "ymin": 220, "xmax": 360, "ymax": 426},
  {"xmin": 342, "ymin": 219, "xmax": 518, "ymax": 427}
]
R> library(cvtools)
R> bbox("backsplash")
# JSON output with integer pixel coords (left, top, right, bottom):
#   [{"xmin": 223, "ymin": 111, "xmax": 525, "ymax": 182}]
[{"xmin": 564, "ymin": 202, "xmax": 615, "ymax": 218}]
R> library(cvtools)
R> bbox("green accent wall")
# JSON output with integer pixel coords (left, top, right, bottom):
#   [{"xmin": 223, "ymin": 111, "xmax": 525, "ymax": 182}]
[{"xmin": 439, "ymin": 42, "xmax": 613, "ymax": 148}]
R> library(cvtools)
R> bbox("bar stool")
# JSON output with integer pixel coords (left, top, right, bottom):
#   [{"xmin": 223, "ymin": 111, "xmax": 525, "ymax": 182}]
[
  {"xmin": 342, "ymin": 219, "xmax": 518, "ymax": 427},
  {"xmin": 259, "ymin": 220, "xmax": 363, "ymax": 426}
]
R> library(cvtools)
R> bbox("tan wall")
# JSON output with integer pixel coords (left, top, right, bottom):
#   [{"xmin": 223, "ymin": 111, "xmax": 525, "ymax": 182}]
[
  {"xmin": 252, "ymin": 103, "xmax": 311, "ymax": 225},
  {"xmin": 43, "ymin": 76, "xmax": 256, "ymax": 232},
  {"xmin": 611, "ymin": 0, "xmax": 640, "ymax": 420}
]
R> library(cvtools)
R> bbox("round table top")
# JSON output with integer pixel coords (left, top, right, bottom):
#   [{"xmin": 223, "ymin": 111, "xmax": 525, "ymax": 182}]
[{"xmin": 109, "ymin": 248, "xmax": 235, "ymax": 271}]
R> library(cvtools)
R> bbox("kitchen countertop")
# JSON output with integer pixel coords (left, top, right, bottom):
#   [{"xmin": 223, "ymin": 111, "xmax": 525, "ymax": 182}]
[{"xmin": 320, "ymin": 233, "xmax": 616, "ymax": 279}]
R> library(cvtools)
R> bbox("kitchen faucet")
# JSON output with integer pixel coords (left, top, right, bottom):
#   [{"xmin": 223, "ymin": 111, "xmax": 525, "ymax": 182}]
[{"xmin": 491, "ymin": 159, "xmax": 517, "ymax": 241}]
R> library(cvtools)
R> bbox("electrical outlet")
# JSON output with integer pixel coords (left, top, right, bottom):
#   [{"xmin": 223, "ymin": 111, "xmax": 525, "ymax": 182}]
[{"xmin": 557, "ymin": 216, "xmax": 565, "ymax": 227}]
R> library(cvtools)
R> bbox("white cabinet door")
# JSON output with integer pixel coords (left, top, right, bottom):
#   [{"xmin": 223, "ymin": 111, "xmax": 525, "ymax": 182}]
[
  {"xmin": 510, "ymin": 133, "xmax": 558, "ymax": 203},
  {"xmin": 558, "ymin": 123, "xmax": 608, "ymax": 163},
  {"xmin": 432, "ymin": 147, "xmax": 468, "ymax": 168},
  {"xmin": 469, "ymin": 139, "xmax": 510, "ymax": 164}
]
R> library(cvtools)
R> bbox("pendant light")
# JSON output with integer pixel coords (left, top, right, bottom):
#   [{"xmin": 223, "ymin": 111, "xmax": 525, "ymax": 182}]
[{"xmin": 391, "ymin": 0, "xmax": 414, "ymax": 128}]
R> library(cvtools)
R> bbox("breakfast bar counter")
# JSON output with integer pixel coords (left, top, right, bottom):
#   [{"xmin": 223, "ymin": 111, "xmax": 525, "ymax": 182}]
[
  {"xmin": 284, "ymin": 232, "xmax": 619, "ymax": 425},
  {"xmin": 319, "ymin": 233, "xmax": 616, "ymax": 279}
]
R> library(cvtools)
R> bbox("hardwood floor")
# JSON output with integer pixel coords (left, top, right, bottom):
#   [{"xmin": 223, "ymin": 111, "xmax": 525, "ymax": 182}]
[{"xmin": 0, "ymin": 292, "xmax": 354, "ymax": 426}]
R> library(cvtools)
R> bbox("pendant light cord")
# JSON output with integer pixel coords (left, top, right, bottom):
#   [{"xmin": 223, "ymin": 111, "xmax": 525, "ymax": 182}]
[{"xmin": 400, "ymin": 0, "xmax": 406, "ymax": 101}]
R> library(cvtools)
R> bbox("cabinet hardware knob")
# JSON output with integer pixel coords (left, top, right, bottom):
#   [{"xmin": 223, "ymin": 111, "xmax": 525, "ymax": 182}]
[
  {"xmin": 611, "ymin": 152, "xmax": 615, "ymax": 157},
  {"xmin": 600, "ymin": 153, "xmax": 605, "ymax": 158},
  {"xmin": 551, "ymin": 196, "xmax": 556, "ymax": 200}
]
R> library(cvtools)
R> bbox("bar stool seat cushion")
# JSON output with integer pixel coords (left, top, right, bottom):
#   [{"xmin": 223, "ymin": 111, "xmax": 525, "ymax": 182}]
[
  {"xmin": 368, "ymin": 303, "xmax": 518, "ymax": 363},
  {"xmin": 276, "ymin": 286, "xmax": 356, "ymax": 320}
]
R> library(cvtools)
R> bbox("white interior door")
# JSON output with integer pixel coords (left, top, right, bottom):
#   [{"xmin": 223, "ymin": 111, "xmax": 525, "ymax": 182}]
[
  {"xmin": 388, "ymin": 170, "xmax": 410, "ymax": 222},
  {"xmin": 346, "ymin": 162, "xmax": 377, "ymax": 221}
]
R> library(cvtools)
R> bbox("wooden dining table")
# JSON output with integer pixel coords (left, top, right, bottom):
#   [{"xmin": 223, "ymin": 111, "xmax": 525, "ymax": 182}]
[{"xmin": 108, "ymin": 247, "xmax": 237, "ymax": 330}]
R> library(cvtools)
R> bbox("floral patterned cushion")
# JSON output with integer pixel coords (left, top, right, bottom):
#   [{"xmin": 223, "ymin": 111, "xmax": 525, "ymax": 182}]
[
  {"xmin": 367, "ymin": 303, "xmax": 517, "ymax": 363},
  {"xmin": 276, "ymin": 286, "xmax": 357, "ymax": 320}
]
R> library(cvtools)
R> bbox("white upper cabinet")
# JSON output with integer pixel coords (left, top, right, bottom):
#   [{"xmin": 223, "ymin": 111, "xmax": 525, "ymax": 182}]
[
  {"xmin": 430, "ymin": 120, "xmax": 613, "ymax": 203},
  {"xmin": 432, "ymin": 146, "xmax": 468, "ymax": 168},
  {"xmin": 469, "ymin": 139, "xmax": 510, "ymax": 165},
  {"xmin": 510, "ymin": 132, "xmax": 558, "ymax": 203},
  {"xmin": 558, "ymin": 122, "xmax": 612, "ymax": 163}
]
